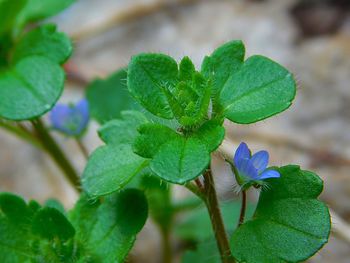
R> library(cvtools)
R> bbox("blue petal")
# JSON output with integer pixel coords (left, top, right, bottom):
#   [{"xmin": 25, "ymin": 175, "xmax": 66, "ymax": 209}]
[
  {"xmin": 234, "ymin": 142, "xmax": 250, "ymax": 166},
  {"xmin": 250, "ymin": 150, "xmax": 269, "ymax": 174},
  {"xmin": 259, "ymin": 169, "xmax": 280, "ymax": 180},
  {"xmin": 49, "ymin": 99, "xmax": 90, "ymax": 136},
  {"xmin": 236, "ymin": 158, "xmax": 259, "ymax": 180}
]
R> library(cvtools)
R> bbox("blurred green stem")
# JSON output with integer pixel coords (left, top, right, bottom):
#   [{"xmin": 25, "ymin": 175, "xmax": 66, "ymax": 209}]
[
  {"xmin": 31, "ymin": 119, "xmax": 81, "ymax": 192},
  {"xmin": 0, "ymin": 120, "xmax": 42, "ymax": 149},
  {"xmin": 160, "ymin": 226, "xmax": 172, "ymax": 263}
]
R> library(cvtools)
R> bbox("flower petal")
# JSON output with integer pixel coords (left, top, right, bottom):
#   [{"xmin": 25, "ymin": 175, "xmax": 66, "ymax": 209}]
[
  {"xmin": 234, "ymin": 142, "xmax": 250, "ymax": 166},
  {"xmin": 236, "ymin": 158, "xmax": 259, "ymax": 180},
  {"xmin": 259, "ymin": 169, "xmax": 280, "ymax": 180},
  {"xmin": 250, "ymin": 150, "xmax": 269, "ymax": 174}
]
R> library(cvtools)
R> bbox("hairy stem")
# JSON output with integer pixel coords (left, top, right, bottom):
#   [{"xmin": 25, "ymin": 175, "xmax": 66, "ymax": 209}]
[
  {"xmin": 31, "ymin": 119, "xmax": 81, "ymax": 192},
  {"xmin": 203, "ymin": 169, "xmax": 235, "ymax": 263},
  {"xmin": 238, "ymin": 190, "xmax": 247, "ymax": 227}
]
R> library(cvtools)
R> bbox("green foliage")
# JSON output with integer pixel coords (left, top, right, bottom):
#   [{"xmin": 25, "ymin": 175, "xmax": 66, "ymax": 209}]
[
  {"xmin": 0, "ymin": 192, "xmax": 73, "ymax": 262},
  {"xmin": 0, "ymin": 56, "xmax": 64, "ymax": 120},
  {"xmin": 12, "ymin": 24, "xmax": 72, "ymax": 64},
  {"xmin": 201, "ymin": 40, "xmax": 245, "ymax": 109},
  {"xmin": 86, "ymin": 69, "xmax": 142, "ymax": 124},
  {"xmin": 133, "ymin": 120, "xmax": 224, "ymax": 184},
  {"xmin": 69, "ymin": 189, "xmax": 148, "ymax": 262},
  {"xmin": 0, "ymin": 0, "xmax": 26, "ymax": 36},
  {"xmin": 16, "ymin": 0, "xmax": 75, "ymax": 27},
  {"xmin": 32, "ymin": 207, "xmax": 75, "ymax": 241},
  {"xmin": 128, "ymin": 54, "xmax": 212, "ymax": 127},
  {"xmin": 0, "ymin": 189, "xmax": 148, "ymax": 262},
  {"xmin": 140, "ymin": 174, "xmax": 173, "ymax": 229},
  {"xmin": 98, "ymin": 110, "xmax": 148, "ymax": 145},
  {"xmin": 219, "ymin": 56, "xmax": 296, "ymax": 123},
  {"xmin": 230, "ymin": 165, "xmax": 331, "ymax": 263},
  {"xmin": 0, "ymin": 23, "xmax": 71, "ymax": 120},
  {"xmin": 82, "ymin": 111, "xmax": 149, "ymax": 197}
]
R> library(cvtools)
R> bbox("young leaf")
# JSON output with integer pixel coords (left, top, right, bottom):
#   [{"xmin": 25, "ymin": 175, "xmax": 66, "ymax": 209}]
[
  {"xmin": 133, "ymin": 120, "xmax": 224, "ymax": 184},
  {"xmin": 69, "ymin": 189, "xmax": 148, "ymax": 262},
  {"xmin": 230, "ymin": 165, "xmax": 331, "ymax": 263},
  {"xmin": 150, "ymin": 136, "xmax": 209, "ymax": 184},
  {"xmin": 82, "ymin": 144, "xmax": 148, "ymax": 197},
  {"xmin": 219, "ymin": 55, "xmax": 296, "ymax": 123},
  {"xmin": 86, "ymin": 69, "xmax": 142, "ymax": 124},
  {"xmin": 201, "ymin": 40, "xmax": 245, "ymax": 103},
  {"xmin": 98, "ymin": 111, "xmax": 148, "ymax": 145},
  {"xmin": 32, "ymin": 207, "xmax": 75, "ymax": 241},
  {"xmin": 128, "ymin": 53, "xmax": 178, "ymax": 119},
  {"xmin": 12, "ymin": 24, "xmax": 72, "ymax": 64},
  {"xmin": 16, "ymin": 0, "xmax": 75, "ymax": 26},
  {"xmin": 0, "ymin": 56, "xmax": 64, "ymax": 120}
]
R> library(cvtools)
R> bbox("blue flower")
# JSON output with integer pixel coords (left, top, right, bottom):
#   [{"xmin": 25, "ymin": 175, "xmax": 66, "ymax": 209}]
[
  {"xmin": 50, "ymin": 99, "xmax": 89, "ymax": 136},
  {"xmin": 233, "ymin": 142, "xmax": 280, "ymax": 185}
]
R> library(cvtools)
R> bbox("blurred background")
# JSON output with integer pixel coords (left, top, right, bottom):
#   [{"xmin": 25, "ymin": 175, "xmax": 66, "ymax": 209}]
[{"xmin": 1, "ymin": 0, "xmax": 350, "ymax": 262}]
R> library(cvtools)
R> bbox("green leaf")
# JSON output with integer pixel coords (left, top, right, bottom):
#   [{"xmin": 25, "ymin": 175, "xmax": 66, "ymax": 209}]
[
  {"xmin": 16, "ymin": 0, "xmax": 75, "ymax": 26},
  {"xmin": 32, "ymin": 207, "xmax": 75, "ymax": 241},
  {"xmin": 133, "ymin": 120, "xmax": 224, "ymax": 184},
  {"xmin": 0, "ymin": 192, "xmax": 75, "ymax": 262},
  {"xmin": 70, "ymin": 189, "xmax": 148, "ymax": 262},
  {"xmin": 0, "ymin": 56, "xmax": 64, "ymax": 120},
  {"xmin": 12, "ymin": 24, "xmax": 72, "ymax": 64},
  {"xmin": 219, "ymin": 55, "xmax": 296, "ymax": 124},
  {"xmin": 133, "ymin": 123, "xmax": 211, "ymax": 184},
  {"xmin": 0, "ymin": 0, "xmax": 26, "ymax": 35},
  {"xmin": 151, "ymin": 136, "xmax": 209, "ymax": 184},
  {"xmin": 0, "ymin": 216, "xmax": 34, "ymax": 262},
  {"xmin": 98, "ymin": 110, "xmax": 148, "ymax": 145},
  {"xmin": 44, "ymin": 198, "xmax": 65, "ymax": 215},
  {"xmin": 230, "ymin": 165, "xmax": 331, "ymax": 263},
  {"xmin": 86, "ymin": 69, "xmax": 142, "ymax": 124},
  {"xmin": 115, "ymin": 188, "xmax": 148, "ymax": 235},
  {"xmin": 82, "ymin": 144, "xmax": 148, "ymax": 197},
  {"xmin": 193, "ymin": 120, "xmax": 225, "ymax": 152},
  {"xmin": 133, "ymin": 123, "xmax": 178, "ymax": 158},
  {"xmin": 140, "ymin": 175, "xmax": 173, "ymax": 228},
  {"xmin": 0, "ymin": 192, "xmax": 31, "ymax": 224},
  {"xmin": 128, "ymin": 53, "xmax": 178, "ymax": 119},
  {"xmin": 201, "ymin": 40, "xmax": 245, "ymax": 102}
]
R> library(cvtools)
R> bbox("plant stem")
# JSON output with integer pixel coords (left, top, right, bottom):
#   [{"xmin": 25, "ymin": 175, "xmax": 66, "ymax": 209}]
[
  {"xmin": 184, "ymin": 182, "xmax": 205, "ymax": 201},
  {"xmin": 0, "ymin": 120, "xmax": 42, "ymax": 149},
  {"xmin": 238, "ymin": 190, "xmax": 247, "ymax": 227},
  {"xmin": 160, "ymin": 226, "xmax": 172, "ymax": 263},
  {"xmin": 31, "ymin": 119, "xmax": 81, "ymax": 192},
  {"xmin": 203, "ymin": 169, "xmax": 235, "ymax": 263}
]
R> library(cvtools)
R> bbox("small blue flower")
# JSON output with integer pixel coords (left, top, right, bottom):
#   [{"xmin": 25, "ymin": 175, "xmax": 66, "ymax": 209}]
[
  {"xmin": 233, "ymin": 142, "xmax": 280, "ymax": 186},
  {"xmin": 50, "ymin": 99, "xmax": 89, "ymax": 136}
]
